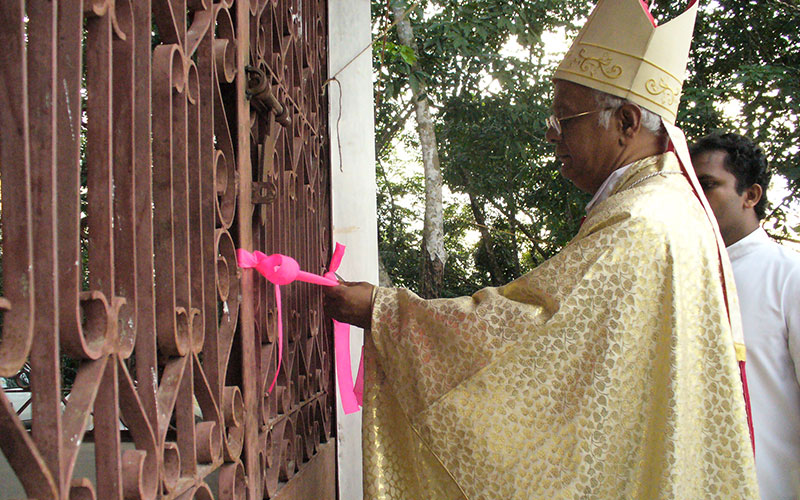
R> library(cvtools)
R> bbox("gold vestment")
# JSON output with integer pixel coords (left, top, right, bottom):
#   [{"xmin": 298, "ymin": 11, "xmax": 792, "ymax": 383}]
[{"xmin": 364, "ymin": 153, "xmax": 758, "ymax": 499}]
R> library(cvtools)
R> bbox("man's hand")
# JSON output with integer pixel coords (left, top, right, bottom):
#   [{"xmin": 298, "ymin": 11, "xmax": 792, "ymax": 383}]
[{"xmin": 322, "ymin": 281, "xmax": 375, "ymax": 329}]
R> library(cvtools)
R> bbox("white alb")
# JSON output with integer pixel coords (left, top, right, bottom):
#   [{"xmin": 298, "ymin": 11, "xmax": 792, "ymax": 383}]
[{"xmin": 728, "ymin": 227, "xmax": 800, "ymax": 499}]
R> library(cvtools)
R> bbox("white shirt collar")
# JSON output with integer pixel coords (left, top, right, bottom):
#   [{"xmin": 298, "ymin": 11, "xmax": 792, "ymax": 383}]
[
  {"xmin": 726, "ymin": 226, "xmax": 771, "ymax": 261},
  {"xmin": 585, "ymin": 164, "xmax": 633, "ymax": 213}
]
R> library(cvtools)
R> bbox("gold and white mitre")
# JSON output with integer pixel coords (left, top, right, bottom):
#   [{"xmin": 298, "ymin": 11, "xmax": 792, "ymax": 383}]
[{"xmin": 554, "ymin": 0, "xmax": 698, "ymax": 124}]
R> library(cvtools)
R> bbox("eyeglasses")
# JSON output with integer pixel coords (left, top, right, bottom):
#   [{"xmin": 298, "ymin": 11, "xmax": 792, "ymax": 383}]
[{"xmin": 545, "ymin": 107, "xmax": 616, "ymax": 135}]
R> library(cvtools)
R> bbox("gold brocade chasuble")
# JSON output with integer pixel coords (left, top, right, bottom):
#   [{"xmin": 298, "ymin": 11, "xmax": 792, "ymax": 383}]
[{"xmin": 363, "ymin": 153, "xmax": 758, "ymax": 499}]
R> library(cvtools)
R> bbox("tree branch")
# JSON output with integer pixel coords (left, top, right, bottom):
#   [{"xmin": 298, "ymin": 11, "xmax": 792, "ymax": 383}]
[
  {"xmin": 376, "ymin": 99, "xmax": 415, "ymax": 157},
  {"xmin": 468, "ymin": 192, "xmax": 505, "ymax": 285},
  {"xmin": 483, "ymin": 196, "xmax": 550, "ymax": 262}
]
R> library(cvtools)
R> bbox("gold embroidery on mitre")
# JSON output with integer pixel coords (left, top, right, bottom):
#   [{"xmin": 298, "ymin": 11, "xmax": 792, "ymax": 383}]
[
  {"xmin": 573, "ymin": 48, "xmax": 623, "ymax": 79},
  {"xmin": 553, "ymin": 0, "xmax": 699, "ymax": 124},
  {"xmin": 645, "ymin": 78, "xmax": 679, "ymax": 106}
]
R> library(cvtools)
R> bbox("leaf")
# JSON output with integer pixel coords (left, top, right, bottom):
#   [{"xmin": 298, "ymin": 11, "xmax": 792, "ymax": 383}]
[
  {"xmin": 372, "ymin": 0, "xmax": 800, "ymax": 296},
  {"xmin": 398, "ymin": 45, "xmax": 418, "ymax": 66}
]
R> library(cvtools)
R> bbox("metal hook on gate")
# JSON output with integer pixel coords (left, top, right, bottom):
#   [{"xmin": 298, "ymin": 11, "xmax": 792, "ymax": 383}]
[{"xmin": 245, "ymin": 65, "xmax": 292, "ymax": 126}]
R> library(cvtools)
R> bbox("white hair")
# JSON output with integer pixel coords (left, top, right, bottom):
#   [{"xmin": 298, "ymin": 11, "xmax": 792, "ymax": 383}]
[{"xmin": 593, "ymin": 90, "xmax": 664, "ymax": 134}]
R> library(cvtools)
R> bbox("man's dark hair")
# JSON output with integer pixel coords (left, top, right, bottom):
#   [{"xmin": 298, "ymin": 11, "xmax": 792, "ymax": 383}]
[{"xmin": 690, "ymin": 132, "xmax": 771, "ymax": 220}]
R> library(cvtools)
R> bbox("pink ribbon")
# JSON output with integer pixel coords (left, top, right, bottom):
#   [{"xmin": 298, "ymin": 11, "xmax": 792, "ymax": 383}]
[{"xmin": 236, "ymin": 244, "xmax": 364, "ymax": 414}]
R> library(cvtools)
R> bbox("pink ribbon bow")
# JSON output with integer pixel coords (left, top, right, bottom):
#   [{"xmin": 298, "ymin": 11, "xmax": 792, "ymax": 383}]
[{"xmin": 236, "ymin": 244, "xmax": 363, "ymax": 414}]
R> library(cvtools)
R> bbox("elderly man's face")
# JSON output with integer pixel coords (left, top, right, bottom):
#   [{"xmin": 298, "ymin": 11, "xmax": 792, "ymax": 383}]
[{"xmin": 546, "ymin": 80, "xmax": 621, "ymax": 194}]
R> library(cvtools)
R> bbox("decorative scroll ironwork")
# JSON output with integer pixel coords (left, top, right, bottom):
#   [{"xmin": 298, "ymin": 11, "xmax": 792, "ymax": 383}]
[{"xmin": 0, "ymin": 1, "xmax": 333, "ymax": 498}]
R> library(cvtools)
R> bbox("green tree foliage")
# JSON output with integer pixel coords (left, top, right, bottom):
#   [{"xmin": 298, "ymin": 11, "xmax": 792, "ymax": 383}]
[
  {"xmin": 374, "ymin": 0, "xmax": 589, "ymax": 295},
  {"xmin": 675, "ymin": 0, "xmax": 800, "ymax": 238},
  {"xmin": 376, "ymin": 158, "xmax": 425, "ymax": 289},
  {"xmin": 648, "ymin": 0, "xmax": 800, "ymax": 238},
  {"xmin": 438, "ymin": 87, "xmax": 588, "ymax": 270},
  {"xmin": 375, "ymin": 0, "xmax": 800, "ymax": 296}
]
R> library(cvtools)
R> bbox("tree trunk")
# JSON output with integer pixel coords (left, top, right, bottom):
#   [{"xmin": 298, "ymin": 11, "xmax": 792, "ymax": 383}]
[
  {"xmin": 468, "ymin": 192, "xmax": 504, "ymax": 285},
  {"xmin": 392, "ymin": 4, "xmax": 446, "ymax": 298}
]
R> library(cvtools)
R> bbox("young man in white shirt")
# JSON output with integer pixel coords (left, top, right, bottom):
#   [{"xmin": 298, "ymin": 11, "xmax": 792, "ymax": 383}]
[{"xmin": 692, "ymin": 132, "xmax": 800, "ymax": 499}]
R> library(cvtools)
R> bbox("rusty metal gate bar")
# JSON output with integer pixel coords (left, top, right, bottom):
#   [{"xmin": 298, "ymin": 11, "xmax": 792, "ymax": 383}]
[{"xmin": 0, "ymin": 1, "xmax": 334, "ymax": 499}]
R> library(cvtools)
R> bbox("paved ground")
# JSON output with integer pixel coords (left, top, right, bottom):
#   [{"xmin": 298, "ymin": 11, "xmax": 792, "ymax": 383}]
[
  {"xmin": 0, "ymin": 441, "xmax": 222, "ymax": 498},
  {"xmin": 0, "ymin": 442, "xmax": 105, "ymax": 498}
]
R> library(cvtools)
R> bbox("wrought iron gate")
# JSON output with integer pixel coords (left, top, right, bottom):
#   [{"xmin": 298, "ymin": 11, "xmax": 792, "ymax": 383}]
[{"xmin": 0, "ymin": 0, "xmax": 335, "ymax": 498}]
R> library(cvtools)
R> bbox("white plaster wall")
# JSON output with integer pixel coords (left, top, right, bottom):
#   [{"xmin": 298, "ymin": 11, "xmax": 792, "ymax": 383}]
[{"xmin": 328, "ymin": 1, "xmax": 377, "ymax": 498}]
